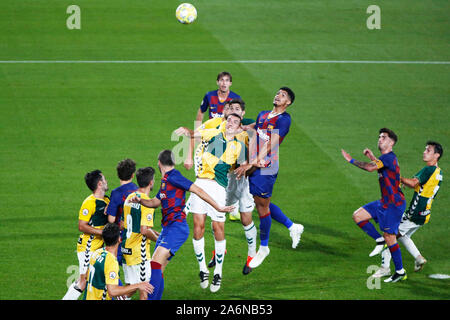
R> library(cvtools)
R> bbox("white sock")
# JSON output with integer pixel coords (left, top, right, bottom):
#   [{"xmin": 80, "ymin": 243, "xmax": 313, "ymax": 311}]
[
  {"xmin": 381, "ymin": 246, "xmax": 391, "ymax": 269},
  {"xmin": 398, "ymin": 235, "xmax": 421, "ymax": 259},
  {"xmin": 193, "ymin": 237, "xmax": 208, "ymax": 273},
  {"xmin": 62, "ymin": 282, "xmax": 83, "ymax": 300},
  {"xmin": 213, "ymin": 239, "xmax": 226, "ymax": 276},
  {"xmin": 243, "ymin": 222, "xmax": 257, "ymax": 257}
]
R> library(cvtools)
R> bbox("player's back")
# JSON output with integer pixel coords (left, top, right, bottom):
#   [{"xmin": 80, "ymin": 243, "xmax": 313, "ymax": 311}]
[
  {"xmin": 83, "ymin": 248, "xmax": 119, "ymax": 300},
  {"xmin": 122, "ymin": 191, "xmax": 154, "ymax": 265},
  {"xmin": 107, "ymin": 182, "xmax": 138, "ymax": 224}
]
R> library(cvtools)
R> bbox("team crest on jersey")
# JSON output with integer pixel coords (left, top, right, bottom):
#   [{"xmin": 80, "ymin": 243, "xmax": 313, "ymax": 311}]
[
  {"xmin": 267, "ymin": 124, "xmax": 274, "ymax": 131},
  {"xmin": 109, "ymin": 271, "xmax": 117, "ymax": 280},
  {"xmin": 161, "ymin": 182, "xmax": 165, "ymax": 189}
]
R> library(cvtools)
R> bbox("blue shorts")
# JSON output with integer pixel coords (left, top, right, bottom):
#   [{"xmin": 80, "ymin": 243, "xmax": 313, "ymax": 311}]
[
  {"xmin": 155, "ymin": 220, "xmax": 190, "ymax": 260},
  {"xmin": 363, "ymin": 200, "xmax": 406, "ymax": 234},
  {"xmin": 249, "ymin": 168, "xmax": 278, "ymax": 198}
]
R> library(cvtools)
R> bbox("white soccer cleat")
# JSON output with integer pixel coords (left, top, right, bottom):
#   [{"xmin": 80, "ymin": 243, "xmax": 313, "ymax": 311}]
[
  {"xmin": 372, "ymin": 267, "xmax": 391, "ymax": 278},
  {"xmin": 289, "ymin": 223, "xmax": 304, "ymax": 249},
  {"xmin": 414, "ymin": 256, "xmax": 427, "ymax": 272},
  {"xmin": 199, "ymin": 271, "xmax": 209, "ymax": 289},
  {"xmin": 248, "ymin": 246, "xmax": 270, "ymax": 269},
  {"xmin": 210, "ymin": 274, "xmax": 222, "ymax": 293},
  {"xmin": 369, "ymin": 242, "xmax": 386, "ymax": 257}
]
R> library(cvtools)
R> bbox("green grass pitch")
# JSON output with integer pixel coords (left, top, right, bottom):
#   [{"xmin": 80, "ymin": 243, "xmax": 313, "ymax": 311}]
[{"xmin": 0, "ymin": 0, "xmax": 448, "ymax": 300}]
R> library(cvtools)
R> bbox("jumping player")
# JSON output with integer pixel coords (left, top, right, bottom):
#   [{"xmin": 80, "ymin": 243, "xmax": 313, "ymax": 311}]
[
  {"xmin": 235, "ymin": 87, "xmax": 305, "ymax": 269},
  {"xmin": 341, "ymin": 128, "xmax": 408, "ymax": 283}
]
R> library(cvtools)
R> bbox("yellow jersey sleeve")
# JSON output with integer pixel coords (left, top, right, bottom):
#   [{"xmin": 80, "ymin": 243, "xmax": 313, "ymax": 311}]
[
  {"xmin": 140, "ymin": 195, "xmax": 155, "ymax": 228},
  {"xmin": 78, "ymin": 195, "xmax": 96, "ymax": 222},
  {"xmin": 199, "ymin": 118, "xmax": 223, "ymax": 130},
  {"xmin": 104, "ymin": 253, "xmax": 120, "ymax": 286}
]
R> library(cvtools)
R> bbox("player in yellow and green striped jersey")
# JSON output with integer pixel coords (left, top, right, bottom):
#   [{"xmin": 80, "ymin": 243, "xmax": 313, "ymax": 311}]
[
  {"xmin": 122, "ymin": 167, "xmax": 160, "ymax": 299},
  {"xmin": 83, "ymin": 223, "xmax": 153, "ymax": 300},
  {"xmin": 62, "ymin": 169, "xmax": 109, "ymax": 300}
]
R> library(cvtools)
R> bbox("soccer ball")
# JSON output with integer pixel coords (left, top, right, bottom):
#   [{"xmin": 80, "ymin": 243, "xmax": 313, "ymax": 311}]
[{"xmin": 175, "ymin": 3, "xmax": 197, "ymax": 24}]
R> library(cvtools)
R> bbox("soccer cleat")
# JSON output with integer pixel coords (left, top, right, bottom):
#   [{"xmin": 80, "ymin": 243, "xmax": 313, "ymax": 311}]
[
  {"xmin": 229, "ymin": 210, "xmax": 241, "ymax": 221},
  {"xmin": 248, "ymin": 246, "xmax": 270, "ymax": 269},
  {"xmin": 369, "ymin": 241, "xmax": 386, "ymax": 257},
  {"xmin": 372, "ymin": 267, "xmax": 391, "ymax": 278},
  {"xmin": 414, "ymin": 256, "xmax": 427, "ymax": 272},
  {"xmin": 289, "ymin": 223, "xmax": 304, "ymax": 249},
  {"xmin": 384, "ymin": 271, "xmax": 407, "ymax": 283},
  {"xmin": 242, "ymin": 256, "xmax": 254, "ymax": 275},
  {"xmin": 210, "ymin": 274, "xmax": 222, "ymax": 293},
  {"xmin": 207, "ymin": 250, "xmax": 216, "ymax": 268},
  {"xmin": 199, "ymin": 271, "xmax": 209, "ymax": 289},
  {"xmin": 207, "ymin": 249, "xmax": 227, "ymax": 268}
]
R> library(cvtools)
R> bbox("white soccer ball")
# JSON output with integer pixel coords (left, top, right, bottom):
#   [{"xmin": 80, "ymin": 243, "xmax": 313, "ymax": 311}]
[{"xmin": 176, "ymin": 3, "xmax": 197, "ymax": 24}]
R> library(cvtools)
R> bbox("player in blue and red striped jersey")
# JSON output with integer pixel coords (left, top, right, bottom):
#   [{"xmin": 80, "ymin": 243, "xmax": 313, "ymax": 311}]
[
  {"xmin": 195, "ymin": 71, "xmax": 241, "ymax": 123},
  {"xmin": 130, "ymin": 150, "xmax": 234, "ymax": 299},
  {"xmin": 235, "ymin": 87, "xmax": 305, "ymax": 270},
  {"xmin": 106, "ymin": 159, "xmax": 139, "ymax": 266},
  {"xmin": 341, "ymin": 128, "xmax": 408, "ymax": 283}
]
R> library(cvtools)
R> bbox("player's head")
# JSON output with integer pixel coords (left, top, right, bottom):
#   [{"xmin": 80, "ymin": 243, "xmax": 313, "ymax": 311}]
[
  {"xmin": 116, "ymin": 158, "xmax": 136, "ymax": 181},
  {"xmin": 85, "ymin": 169, "xmax": 108, "ymax": 193},
  {"xmin": 136, "ymin": 167, "xmax": 155, "ymax": 191},
  {"xmin": 224, "ymin": 98, "xmax": 246, "ymax": 118},
  {"xmin": 102, "ymin": 223, "xmax": 121, "ymax": 247},
  {"xmin": 158, "ymin": 149, "xmax": 176, "ymax": 172},
  {"xmin": 424, "ymin": 141, "xmax": 443, "ymax": 162},
  {"xmin": 225, "ymin": 113, "xmax": 242, "ymax": 132},
  {"xmin": 378, "ymin": 128, "xmax": 398, "ymax": 151},
  {"xmin": 274, "ymin": 87, "xmax": 295, "ymax": 107},
  {"xmin": 216, "ymin": 71, "xmax": 232, "ymax": 93}
]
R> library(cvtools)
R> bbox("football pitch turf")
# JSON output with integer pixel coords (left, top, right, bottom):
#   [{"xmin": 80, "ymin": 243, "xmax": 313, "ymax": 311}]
[{"xmin": 0, "ymin": 1, "xmax": 448, "ymax": 300}]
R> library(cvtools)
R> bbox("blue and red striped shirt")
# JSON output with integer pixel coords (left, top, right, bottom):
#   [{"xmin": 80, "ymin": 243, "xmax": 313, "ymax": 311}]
[
  {"xmin": 252, "ymin": 110, "xmax": 291, "ymax": 170},
  {"xmin": 156, "ymin": 169, "xmax": 193, "ymax": 226},
  {"xmin": 200, "ymin": 90, "xmax": 241, "ymax": 119},
  {"xmin": 377, "ymin": 152, "xmax": 406, "ymax": 208}
]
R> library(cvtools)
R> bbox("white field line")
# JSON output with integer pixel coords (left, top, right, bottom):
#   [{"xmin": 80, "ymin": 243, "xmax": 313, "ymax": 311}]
[{"xmin": 0, "ymin": 60, "xmax": 449, "ymax": 64}]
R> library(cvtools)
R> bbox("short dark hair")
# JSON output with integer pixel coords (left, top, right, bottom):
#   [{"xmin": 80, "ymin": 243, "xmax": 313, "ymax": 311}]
[
  {"xmin": 217, "ymin": 71, "xmax": 232, "ymax": 82},
  {"xmin": 225, "ymin": 113, "xmax": 242, "ymax": 121},
  {"xmin": 102, "ymin": 223, "xmax": 120, "ymax": 247},
  {"xmin": 136, "ymin": 167, "xmax": 155, "ymax": 188},
  {"xmin": 158, "ymin": 149, "xmax": 175, "ymax": 166},
  {"xmin": 279, "ymin": 87, "xmax": 295, "ymax": 105},
  {"xmin": 427, "ymin": 141, "xmax": 443, "ymax": 160},
  {"xmin": 228, "ymin": 98, "xmax": 246, "ymax": 111},
  {"xmin": 84, "ymin": 169, "xmax": 103, "ymax": 192},
  {"xmin": 379, "ymin": 128, "xmax": 398, "ymax": 145},
  {"xmin": 116, "ymin": 158, "xmax": 136, "ymax": 181}
]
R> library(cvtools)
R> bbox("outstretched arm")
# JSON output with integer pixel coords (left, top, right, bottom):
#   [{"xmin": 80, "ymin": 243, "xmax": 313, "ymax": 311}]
[
  {"xmin": 400, "ymin": 176, "xmax": 420, "ymax": 189},
  {"xmin": 129, "ymin": 196, "xmax": 161, "ymax": 209},
  {"xmin": 189, "ymin": 183, "xmax": 235, "ymax": 213},
  {"xmin": 341, "ymin": 149, "xmax": 379, "ymax": 172}
]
